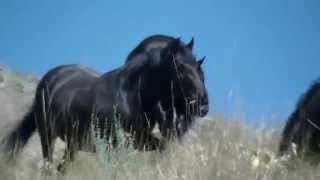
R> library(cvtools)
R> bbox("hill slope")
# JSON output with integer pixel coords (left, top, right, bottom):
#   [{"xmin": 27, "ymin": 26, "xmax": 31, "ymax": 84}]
[{"xmin": 0, "ymin": 67, "xmax": 319, "ymax": 180}]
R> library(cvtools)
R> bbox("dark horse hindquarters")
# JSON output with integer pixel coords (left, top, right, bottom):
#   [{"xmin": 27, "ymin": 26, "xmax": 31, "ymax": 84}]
[
  {"xmin": 279, "ymin": 80, "xmax": 320, "ymax": 160},
  {"xmin": 3, "ymin": 64, "xmax": 100, "ymax": 161}
]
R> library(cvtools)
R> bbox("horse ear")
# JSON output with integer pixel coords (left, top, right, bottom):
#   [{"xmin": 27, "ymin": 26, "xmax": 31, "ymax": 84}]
[
  {"xmin": 187, "ymin": 37, "xmax": 194, "ymax": 50},
  {"xmin": 198, "ymin": 56, "xmax": 205, "ymax": 66}
]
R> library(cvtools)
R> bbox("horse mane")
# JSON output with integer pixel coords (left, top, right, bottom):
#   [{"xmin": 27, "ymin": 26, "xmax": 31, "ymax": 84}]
[
  {"xmin": 285, "ymin": 79, "xmax": 320, "ymax": 123},
  {"xmin": 283, "ymin": 78, "xmax": 320, "ymax": 132},
  {"xmin": 125, "ymin": 44, "xmax": 176, "ymax": 71},
  {"xmin": 126, "ymin": 34, "xmax": 176, "ymax": 62},
  {"xmin": 296, "ymin": 78, "xmax": 320, "ymax": 108}
]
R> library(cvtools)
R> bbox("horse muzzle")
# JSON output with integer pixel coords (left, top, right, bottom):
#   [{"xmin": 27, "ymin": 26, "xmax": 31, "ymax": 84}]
[
  {"xmin": 187, "ymin": 97, "xmax": 208, "ymax": 117},
  {"xmin": 199, "ymin": 104, "xmax": 209, "ymax": 117}
]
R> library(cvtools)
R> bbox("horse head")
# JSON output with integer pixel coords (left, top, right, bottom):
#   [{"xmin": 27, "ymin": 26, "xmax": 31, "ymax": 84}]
[
  {"xmin": 159, "ymin": 37, "xmax": 209, "ymax": 117},
  {"xmin": 149, "ymin": 37, "xmax": 209, "ymax": 139},
  {"xmin": 124, "ymin": 35, "xmax": 209, "ymax": 140}
]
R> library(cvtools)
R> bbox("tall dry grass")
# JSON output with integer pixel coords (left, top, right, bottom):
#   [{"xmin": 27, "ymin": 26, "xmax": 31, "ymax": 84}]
[{"xmin": 0, "ymin": 67, "xmax": 320, "ymax": 180}]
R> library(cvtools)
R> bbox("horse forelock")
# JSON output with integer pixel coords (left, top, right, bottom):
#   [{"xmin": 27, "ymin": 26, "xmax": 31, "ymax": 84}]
[
  {"xmin": 175, "ymin": 62, "xmax": 205, "ymax": 98},
  {"xmin": 293, "ymin": 80, "xmax": 320, "ymax": 122},
  {"xmin": 186, "ymin": 65, "xmax": 203, "ymax": 93},
  {"xmin": 170, "ymin": 53, "xmax": 209, "ymax": 118}
]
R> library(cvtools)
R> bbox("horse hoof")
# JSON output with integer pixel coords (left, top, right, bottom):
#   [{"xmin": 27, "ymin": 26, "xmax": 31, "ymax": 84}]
[
  {"xmin": 57, "ymin": 161, "xmax": 67, "ymax": 174},
  {"xmin": 40, "ymin": 161, "xmax": 54, "ymax": 176}
]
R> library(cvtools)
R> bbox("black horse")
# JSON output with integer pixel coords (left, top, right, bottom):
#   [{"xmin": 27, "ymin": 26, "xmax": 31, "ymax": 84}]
[
  {"xmin": 3, "ymin": 37, "xmax": 209, "ymax": 165},
  {"xmin": 279, "ymin": 79, "xmax": 320, "ymax": 160}
]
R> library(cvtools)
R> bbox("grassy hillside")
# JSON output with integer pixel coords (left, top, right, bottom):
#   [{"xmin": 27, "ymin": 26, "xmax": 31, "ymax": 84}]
[{"xmin": 0, "ymin": 67, "xmax": 319, "ymax": 180}]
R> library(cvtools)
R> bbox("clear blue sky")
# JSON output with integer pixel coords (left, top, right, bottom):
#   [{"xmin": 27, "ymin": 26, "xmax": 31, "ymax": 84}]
[{"xmin": 1, "ymin": 0, "xmax": 319, "ymax": 126}]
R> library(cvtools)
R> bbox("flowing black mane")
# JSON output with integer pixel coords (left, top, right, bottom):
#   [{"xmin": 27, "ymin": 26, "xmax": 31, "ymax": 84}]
[{"xmin": 296, "ymin": 79, "xmax": 320, "ymax": 108}]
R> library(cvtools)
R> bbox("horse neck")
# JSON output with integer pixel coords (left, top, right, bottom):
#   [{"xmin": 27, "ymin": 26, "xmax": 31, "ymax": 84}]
[
  {"xmin": 108, "ymin": 57, "xmax": 176, "ymax": 109},
  {"xmin": 140, "ymin": 66, "xmax": 175, "ymax": 108}
]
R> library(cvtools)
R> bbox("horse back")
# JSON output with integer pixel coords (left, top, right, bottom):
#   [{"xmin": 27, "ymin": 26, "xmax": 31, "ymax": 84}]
[{"xmin": 35, "ymin": 64, "xmax": 99, "ymax": 115}]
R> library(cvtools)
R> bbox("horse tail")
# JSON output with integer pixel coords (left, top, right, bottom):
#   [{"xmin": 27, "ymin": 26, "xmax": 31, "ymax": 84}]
[{"xmin": 2, "ymin": 104, "xmax": 37, "ymax": 160}]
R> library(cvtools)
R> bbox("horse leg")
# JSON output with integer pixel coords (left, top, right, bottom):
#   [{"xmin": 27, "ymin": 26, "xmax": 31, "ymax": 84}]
[
  {"xmin": 64, "ymin": 120, "xmax": 79, "ymax": 161},
  {"xmin": 133, "ymin": 131, "xmax": 164, "ymax": 151},
  {"xmin": 38, "ymin": 130, "xmax": 54, "ymax": 162},
  {"xmin": 159, "ymin": 116, "xmax": 175, "ymax": 141},
  {"xmin": 35, "ymin": 113, "xmax": 56, "ymax": 164},
  {"xmin": 58, "ymin": 140, "xmax": 76, "ymax": 173},
  {"xmin": 57, "ymin": 119, "xmax": 79, "ymax": 173},
  {"xmin": 77, "ymin": 119, "xmax": 96, "ymax": 153},
  {"xmin": 36, "ymin": 118, "xmax": 57, "ymax": 175},
  {"xmin": 95, "ymin": 112, "xmax": 118, "ymax": 150},
  {"xmin": 146, "ymin": 133, "xmax": 165, "ymax": 151}
]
